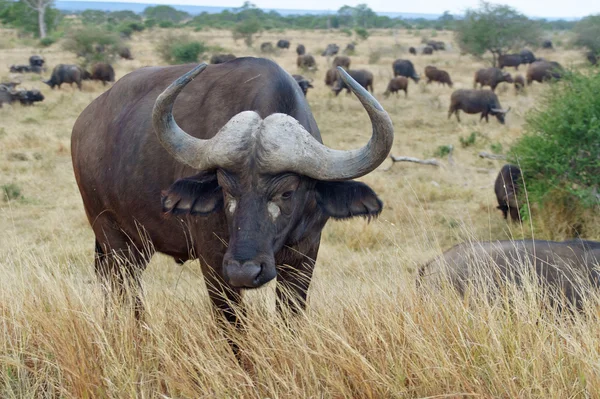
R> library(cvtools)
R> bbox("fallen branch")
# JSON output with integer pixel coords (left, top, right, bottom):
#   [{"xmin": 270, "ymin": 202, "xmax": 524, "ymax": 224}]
[
  {"xmin": 389, "ymin": 155, "xmax": 442, "ymax": 167},
  {"xmin": 478, "ymin": 151, "xmax": 506, "ymax": 160}
]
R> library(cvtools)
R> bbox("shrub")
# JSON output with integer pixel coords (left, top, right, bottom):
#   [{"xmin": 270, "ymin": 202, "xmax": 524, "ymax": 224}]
[
  {"xmin": 434, "ymin": 145, "xmax": 453, "ymax": 157},
  {"xmin": 509, "ymin": 71, "xmax": 600, "ymax": 238},
  {"xmin": 354, "ymin": 27, "xmax": 369, "ymax": 40},
  {"xmin": 62, "ymin": 27, "xmax": 123, "ymax": 67},
  {"xmin": 156, "ymin": 32, "xmax": 206, "ymax": 64},
  {"xmin": 340, "ymin": 28, "xmax": 352, "ymax": 37},
  {"xmin": 39, "ymin": 36, "xmax": 55, "ymax": 47},
  {"xmin": 232, "ymin": 18, "xmax": 262, "ymax": 47},
  {"xmin": 459, "ymin": 132, "xmax": 478, "ymax": 147},
  {"xmin": 2, "ymin": 183, "xmax": 22, "ymax": 201},
  {"xmin": 158, "ymin": 21, "xmax": 175, "ymax": 28}
]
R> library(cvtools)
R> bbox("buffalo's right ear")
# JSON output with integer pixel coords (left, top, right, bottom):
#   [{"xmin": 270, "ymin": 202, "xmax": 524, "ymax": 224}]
[
  {"xmin": 315, "ymin": 180, "xmax": 383, "ymax": 220},
  {"xmin": 162, "ymin": 172, "xmax": 223, "ymax": 216}
]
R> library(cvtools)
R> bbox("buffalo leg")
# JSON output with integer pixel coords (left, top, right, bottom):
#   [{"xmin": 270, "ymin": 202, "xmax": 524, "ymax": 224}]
[{"xmin": 275, "ymin": 244, "xmax": 319, "ymax": 316}]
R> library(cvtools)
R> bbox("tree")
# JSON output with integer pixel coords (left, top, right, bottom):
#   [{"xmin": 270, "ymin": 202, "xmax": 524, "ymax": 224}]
[
  {"xmin": 0, "ymin": 0, "xmax": 60, "ymax": 37},
  {"xmin": 232, "ymin": 18, "xmax": 262, "ymax": 47},
  {"xmin": 142, "ymin": 5, "xmax": 189, "ymax": 24},
  {"xmin": 573, "ymin": 14, "xmax": 600, "ymax": 55},
  {"xmin": 22, "ymin": 0, "xmax": 53, "ymax": 38},
  {"xmin": 455, "ymin": 2, "xmax": 541, "ymax": 67}
]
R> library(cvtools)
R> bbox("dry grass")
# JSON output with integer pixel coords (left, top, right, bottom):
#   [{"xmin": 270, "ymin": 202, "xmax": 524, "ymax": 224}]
[{"xmin": 0, "ymin": 27, "xmax": 598, "ymax": 397}]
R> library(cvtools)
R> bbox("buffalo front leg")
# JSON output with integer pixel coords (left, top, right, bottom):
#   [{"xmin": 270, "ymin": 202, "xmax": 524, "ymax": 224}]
[{"xmin": 276, "ymin": 244, "xmax": 319, "ymax": 316}]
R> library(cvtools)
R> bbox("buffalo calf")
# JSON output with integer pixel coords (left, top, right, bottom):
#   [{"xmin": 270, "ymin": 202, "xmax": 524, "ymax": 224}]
[
  {"xmin": 424, "ymin": 66, "xmax": 452, "ymax": 87},
  {"xmin": 384, "ymin": 77, "xmax": 408, "ymax": 98}
]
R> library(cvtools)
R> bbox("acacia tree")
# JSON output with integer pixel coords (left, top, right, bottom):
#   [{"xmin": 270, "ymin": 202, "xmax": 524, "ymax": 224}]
[
  {"xmin": 573, "ymin": 14, "xmax": 600, "ymax": 56},
  {"xmin": 23, "ymin": 0, "xmax": 53, "ymax": 38},
  {"xmin": 455, "ymin": 2, "xmax": 541, "ymax": 67}
]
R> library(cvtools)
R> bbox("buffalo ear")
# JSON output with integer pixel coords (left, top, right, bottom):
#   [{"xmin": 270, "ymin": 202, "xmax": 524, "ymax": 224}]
[
  {"xmin": 162, "ymin": 172, "xmax": 223, "ymax": 216},
  {"xmin": 315, "ymin": 181, "xmax": 383, "ymax": 220}
]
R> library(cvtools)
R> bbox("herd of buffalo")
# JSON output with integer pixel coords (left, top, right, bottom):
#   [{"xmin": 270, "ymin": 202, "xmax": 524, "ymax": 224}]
[{"xmin": 3, "ymin": 35, "xmax": 599, "ymax": 336}]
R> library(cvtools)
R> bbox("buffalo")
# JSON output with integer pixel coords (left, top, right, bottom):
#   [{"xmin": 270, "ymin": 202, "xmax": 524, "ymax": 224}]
[
  {"xmin": 474, "ymin": 67, "xmax": 513, "ymax": 92},
  {"xmin": 297, "ymin": 54, "xmax": 317, "ymax": 70},
  {"xmin": 292, "ymin": 74, "xmax": 313, "ymax": 97},
  {"xmin": 44, "ymin": 64, "xmax": 84, "ymax": 90},
  {"xmin": 119, "ymin": 47, "xmax": 133, "ymax": 60},
  {"xmin": 324, "ymin": 68, "xmax": 338, "ymax": 86},
  {"xmin": 0, "ymin": 87, "xmax": 44, "ymax": 108},
  {"xmin": 514, "ymin": 74, "xmax": 525, "ymax": 93},
  {"xmin": 296, "ymin": 44, "xmax": 306, "ymax": 56},
  {"xmin": 332, "ymin": 69, "xmax": 373, "ymax": 96},
  {"xmin": 542, "ymin": 40, "xmax": 554, "ymax": 49},
  {"xmin": 495, "ymin": 164, "xmax": 521, "ymax": 222},
  {"xmin": 586, "ymin": 51, "xmax": 597, "ymax": 66},
  {"xmin": 384, "ymin": 77, "xmax": 408, "ymax": 98},
  {"xmin": 448, "ymin": 89, "xmax": 510, "ymax": 124},
  {"xmin": 409, "ymin": 47, "xmax": 417, "ymax": 55},
  {"xmin": 71, "ymin": 58, "xmax": 393, "ymax": 327},
  {"xmin": 424, "ymin": 66, "xmax": 452, "ymax": 87},
  {"xmin": 332, "ymin": 56, "xmax": 351, "ymax": 69},
  {"xmin": 393, "ymin": 59, "xmax": 420, "ymax": 83},
  {"xmin": 91, "ymin": 63, "xmax": 115, "ymax": 86},
  {"xmin": 427, "ymin": 40, "xmax": 445, "ymax": 51},
  {"xmin": 29, "ymin": 55, "xmax": 44, "ymax": 67},
  {"xmin": 344, "ymin": 43, "xmax": 355, "ymax": 54},
  {"xmin": 519, "ymin": 49, "xmax": 536, "ymax": 64},
  {"xmin": 498, "ymin": 54, "xmax": 523, "ymax": 70},
  {"xmin": 210, "ymin": 54, "xmax": 236, "ymax": 64},
  {"xmin": 10, "ymin": 65, "xmax": 43, "ymax": 74},
  {"xmin": 419, "ymin": 240, "xmax": 600, "ymax": 311},
  {"xmin": 277, "ymin": 39, "xmax": 290, "ymax": 49},
  {"xmin": 526, "ymin": 60, "xmax": 562, "ymax": 85},
  {"xmin": 322, "ymin": 44, "xmax": 339, "ymax": 57},
  {"xmin": 422, "ymin": 46, "xmax": 434, "ymax": 55},
  {"xmin": 260, "ymin": 42, "xmax": 274, "ymax": 53}
]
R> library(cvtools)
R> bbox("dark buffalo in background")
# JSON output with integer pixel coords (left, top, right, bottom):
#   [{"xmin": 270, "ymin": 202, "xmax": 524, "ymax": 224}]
[
  {"xmin": 514, "ymin": 74, "xmax": 525, "ymax": 93},
  {"xmin": 297, "ymin": 54, "xmax": 317, "ymax": 70},
  {"xmin": 419, "ymin": 240, "xmax": 600, "ymax": 311},
  {"xmin": 10, "ymin": 64, "xmax": 43, "ymax": 74},
  {"xmin": 526, "ymin": 60, "xmax": 562, "ymax": 85},
  {"xmin": 71, "ymin": 58, "xmax": 393, "ymax": 326},
  {"xmin": 332, "ymin": 55, "xmax": 351, "ymax": 69},
  {"xmin": 0, "ymin": 87, "xmax": 44, "ymax": 107},
  {"xmin": 260, "ymin": 42, "xmax": 274, "ymax": 53},
  {"xmin": 424, "ymin": 66, "xmax": 453, "ymax": 87},
  {"xmin": 519, "ymin": 49, "xmax": 536, "ymax": 64},
  {"xmin": 498, "ymin": 54, "xmax": 523, "ymax": 70},
  {"xmin": 422, "ymin": 46, "xmax": 434, "ymax": 55},
  {"xmin": 119, "ymin": 47, "xmax": 133, "ymax": 60},
  {"xmin": 586, "ymin": 51, "xmax": 598, "ymax": 66},
  {"xmin": 90, "ymin": 63, "xmax": 115, "ymax": 86},
  {"xmin": 393, "ymin": 59, "xmax": 420, "ymax": 83},
  {"xmin": 29, "ymin": 55, "xmax": 44, "ymax": 67},
  {"xmin": 409, "ymin": 47, "xmax": 417, "ymax": 55},
  {"xmin": 322, "ymin": 44, "xmax": 339, "ymax": 57},
  {"xmin": 324, "ymin": 68, "xmax": 338, "ymax": 86},
  {"xmin": 277, "ymin": 39, "xmax": 290, "ymax": 49},
  {"xmin": 344, "ymin": 43, "xmax": 355, "ymax": 54},
  {"xmin": 474, "ymin": 67, "xmax": 513, "ymax": 91},
  {"xmin": 292, "ymin": 74, "xmax": 313, "ymax": 96},
  {"xmin": 427, "ymin": 40, "xmax": 445, "ymax": 51},
  {"xmin": 0, "ymin": 81, "xmax": 20, "ymax": 90},
  {"xmin": 210, "ymin": 54, "xmax": 236, "ymax": 64},
  {"xmin": 542, "ymin": 40, "xmax": 554, "ymax": 49},
  {"xmin": 495, "ymin": 164, "xmax": 522, "ymax": 221},
  {"xmin": 332, "ymin": 69, "xmax": 373, "ymax": 95},
  {"xmin": 448, "ymin": 89, "xmax": 510, "ymax": 124},
  {"xmin": 384, "ymin": 77, "xmax": 408, "ymax": 98},
  {"xmin": 296, "ymin": 44, "xmax": 306, "ymax": 55},
  {"xmin": 44, "ymin": 64, "xmax": 84, "ymax": 90}
]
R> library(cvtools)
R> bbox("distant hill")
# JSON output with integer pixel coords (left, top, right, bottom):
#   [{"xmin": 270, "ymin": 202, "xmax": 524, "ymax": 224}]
[{"xmin": 54, "ymin": 1, "xmax": 442, "ymax": 19}]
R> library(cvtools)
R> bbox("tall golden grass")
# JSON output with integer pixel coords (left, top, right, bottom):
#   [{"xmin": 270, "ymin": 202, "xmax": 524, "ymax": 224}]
[{"xmin": 1, "ymin": 27, "xmax": 598, "ymax": 397}]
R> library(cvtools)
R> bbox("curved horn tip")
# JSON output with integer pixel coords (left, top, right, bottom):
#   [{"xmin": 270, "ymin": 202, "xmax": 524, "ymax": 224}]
[
  {"xmin": 174, "ymin": 63, "xmax": 208, "ymax": 87},
  {"xmin": 336, "ymin": 66, "xmax": 385, "ymax": 112}
]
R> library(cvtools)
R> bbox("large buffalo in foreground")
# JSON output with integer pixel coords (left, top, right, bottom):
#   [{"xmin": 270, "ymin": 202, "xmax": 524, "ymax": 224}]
[
  {"xmin": 44, "ymin": 64, "xmax": 84, "ymax": 90},
  {"xmin": 448, "ymin": 89, "xmax": 510, "ymax": 124},
  {"xmin": 474, "ymin": 67, "xmax": 513, "ymax": 91},
  {"xmin": 495, "ymin": 164, "xmax": 521, "ymax": 222},
  {"xmin": 393, "ymin": 59, "xmax": 420, "ymax": 83},
  {"xmin": 527, "ymin": 60, "xmax": 563, "ymax": 85},
  {"xmin": 419, "ymin": 240, "xmax": 600, "ymax": 311},
  {"xmin": 71, "ymin": 59, "xmax": 393, "ymax": 327},
  {"xmin": 332, "ymin": 69, "xmax": 373, "ymax": 96}
]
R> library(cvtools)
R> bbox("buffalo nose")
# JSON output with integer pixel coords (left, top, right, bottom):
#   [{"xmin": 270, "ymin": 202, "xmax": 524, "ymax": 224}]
[{"xmin": 224, "ymin": 260, "xmax": 275, "ymax": 288}]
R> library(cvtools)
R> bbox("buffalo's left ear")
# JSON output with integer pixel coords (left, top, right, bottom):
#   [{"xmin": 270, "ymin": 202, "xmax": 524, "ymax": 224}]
[{"xmin": 315, "ymin": 181, "xmax": 383, "ymax": 220}]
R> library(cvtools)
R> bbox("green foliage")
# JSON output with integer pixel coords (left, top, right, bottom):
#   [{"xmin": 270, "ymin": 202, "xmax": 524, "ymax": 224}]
[
  {"xmin": 573, "ymin": 14, "xmax": 600, "ymax": 53},
  {"xmin": 62, "ymin": 27, "xmax": 123, "ymax": 67},
  {"xmin": 455, "ymin": 2, "xmax": 541, "ymax": 66},
  {"xmin": 2, "ymin": 183, "xmax": 22, "ymax": 201},
  {"xmin": 156, "ymin": 32, "xmax": 206, "ymax": 64},
  {"xmin": 459, "ymin": 132, "xmax": 478, "ymax": 148},
  {"xmin": 434, "ymin": 145, "xmax": 453, "ymax": 157},
  {"xmin": 158, "ymin": 20, "xmax": 175, "ymax": 28},
  {"xmin": 143, "ymin": 5, "xmax": 189, "ymax": 23},
  {"xmin": 0, "ymin": 0, "xmax": 61, "ymax": 37},
  {"xmin": 340, "ymin": 28, "xmax": 352, "ymax": 36},
  {"xmin": 144, "ymin": 18, "xmax": 157, "ymax": 29},
  {"xmin": 490, "ymin": 142, "xmax": 503, "ymax": 154},
  {"xmin": 232, "ymin": 18, "xmax": 262, "ymax": 47},
  {"xmin": 39, "ymin": 36, "xmax": 55, "ymax": 47},
  {"xmin": 509, "ymin": 71, "xmax": 600, "ymax": 235},
  {"xmin": 354, "ymin": 27, "xmax": 369, "ymax": 40}
]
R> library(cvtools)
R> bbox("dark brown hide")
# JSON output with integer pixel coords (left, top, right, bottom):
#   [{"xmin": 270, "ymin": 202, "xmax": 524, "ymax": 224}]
[
  {"xmin": 296, "ymin": 44, "xmax": 306, "ymax": 55},
  {"xmin": 392, "ymin": 59, "xmax": 420, "ymax": 83},
  {"xmin": 409, "ymin": 47, "xmax": 417, "ymax": 55},
  {"xmin": 91, "ymin": 63, "xmax": 115, "ymax": 86},
  {"xmin": 498, "ymin": 54, "xmax": 522, "ymax": 70},
  {"xmin": 384, "ymin": 77, "xmax": 408, "ymax": 98},
  {"xmin": 494, "ymin": 164, "xmax": 521, "ymax": 221},
  {"xmin": 332, "ymin": 56, "xmax": 351, "ymax": 69},
  {"xmin": 448, "ymin": 89, "xmax": 509, "ymax": 124},
  {"xmin": 424, "ymin": 66, "xmax": 453, "ymax": 87},
  {"xmin": 44, "ymin": 64, "xmax": 83, "ymax": 90},
  {"xmin": 526, "ymin": 60, "xmax": 563, "ymax": 85},
  {"xmin": 474, "ymin": 68, "xmax": 513, "ymax": 92},
  {"xmin": 332, "ymin": 69, "xmax": 373, "ymax": 95},
  {"xmin": 514, "ymin": 74, "xmax": 525, "ymax": 93},
  {"xmin": 292, "ymin": 74, "xmax": 313, "ymax": 96},
  {"xmin": 324, "ymin": 68, "xmax": 338, "ymax": 86},
  {"xmin": 422, "ymin": 46, "xmax": 434, "ymax": 55},
  {"xmin": 297, "ymin": 54, "xmax": 316, "ymax": 70},
  {"xmin": 277, "ymin": 40, "xmax": 290, "ymax": 49},
  {"xmin": 210, "ymin": 54, "xmax": 236, "ymax": 64}
]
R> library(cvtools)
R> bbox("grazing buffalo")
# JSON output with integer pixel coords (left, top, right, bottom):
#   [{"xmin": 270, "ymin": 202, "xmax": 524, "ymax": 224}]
[
  {"xmin": 498, "ymin": 54, "xmax": 522, "ymax": 70},
  {"xmin": 0, "ymin": 87, "xmax": 44, "ymax": 107},
  {"xmin": 427, "ymin": 40, "xmax": 445, "ymax": 51},
  {"xmin": 526, "ymin": 60, "xmax": 562, "ymax": 85},
  {"xmin": 332, "ymin": 69, "xmax": 373, "ymax": 96},
  {"xmin": 296, "ymin": 44, "xmax": 306, "ymax": 56},
  {"xmin": 409, "ymin": 47, "xmax": 417, "ymax": 55},
  {"xmin": 448, "ymin": 89, "xmax": 510, "ymax": 124},
  {"xmin": 514, "ymin": 74, "xmax": 525, "ymax": 93},
  {"xmin": 44, "ymin": 64, "xmax": 84, "ymax": 90},
  {"xmin": 519, "ymin": 49, "xmax": 536, "ymax": 64},
  {"xmin": 332, "ymin": 55, "xmax": 351, "ymax": 69},
  {"xmin": 422, "ymin": 46, "xmax": 434, "ymax": 55},
  {"xmin": 384, "ymin": 77, "xmax": 408, "ymax": 98},
  {"xmin": 10, "ymin": 65, "xmax": 43, "ymax": 74},
  {"xmin": 474, "ymin": 67, "xmax": 513, "ymax": 92},
  {"xmin": 344, "ymin": 43, "xmax": 355, "ymax": 54},
  {"xmin": 292, "ymin": 74, "xmax": 313, "ymax": 97},
  {"xmin": 419, "ymin": 240, "xmax": 600, "ymax": 310},
  {"xmin": 324, "ymin": 68, "xmax": 338, "ymax": 86},
  {"xmin": 322, "ymin": 44, "xmax": 339, "ymax": 57},
  {"xmin": 119, "ymin": 47, "xmax": 133, "ymax": 60},
  {"xmin": 210, "ymin": 54, "xmax": 236, "ymax": 64},
  {"xmin": 260, "ymin": 42, "xmax": 274, "ymax": 53},
  {"xmin": 393, "ymin": 59, "xmax": 420, "ymax": 83},
  {"xmin": 71, "ymin": 58, "xmax": 393, "ymax": 326},
  {"xmin": 542, "ymin": 40, "xmax": 553, "ymax": 49},
  {"xmin": 297, "ymin": 54, "xmax": 317, "ymax": 70},
  {"xmin": 424, "ymin": 66, "xmax": 452, "ymax": 87},
  {"xmin": 91, "ymin": 63, "xmax": 115, "ymax": 86},
  {"xmin": 277, "ymin": 39, "xmax": 290, "ymax": 49},
  {"xmin": 495, "ymin": 164, "xmax": 521, "ymax": 222},
  {"xmin": 586, "ymin": 51, "xmax": 597, "ymax": 66},
  {"xmin": 29, "ymin": 55, "xmax": 44, "ymax": 67},
  {"xmin": 0, "ymin": 81, "xmax": 20, "ymax": 90}
]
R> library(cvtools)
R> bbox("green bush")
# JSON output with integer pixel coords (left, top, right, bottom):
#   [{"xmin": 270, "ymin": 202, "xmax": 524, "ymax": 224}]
[
  {"xmin": 434, "ymin": 145, "xmax": 453, "ymax": 158},
  {"xmin": 39, "ymin": 36, "xmax": 55, "ymax": 47},
  {"xmin": 62, "ymin": 27, "xmax": 123, "ymax": 67},
  {"xmin": 171, "ymin": 42, "xmax": 205, "ymax": 63},
  {"xmin": 2, "ymin": 183, "xmax": 22, "ymax": 201},
  {"xmin": 340, "ymin": 28, "xmax": 352, "ymax": 37},
  {"xmin": 509, "ymin": 71, "xmax": 600, "ymax": 238},
  {"xmin": 354, "ymin": 27, "xmax": 369, "ymax": 40},
  {"xmin": 156, "ymin": 32, "xmax": 206, "ymax": 64},
  {"xmin": 232, "ymin": 18, "xmax": 262, "ymax": 47},
  {"xmin": 459, "ymin": 132, "xmax": 478, "ymax": 147},
  {"xmin": 158, "ymin": 20, "xmax": 175, "ymax": 28}
]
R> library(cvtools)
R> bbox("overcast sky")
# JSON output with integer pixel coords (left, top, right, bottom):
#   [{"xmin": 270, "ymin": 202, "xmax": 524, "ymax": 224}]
[{"xmin": 86, "ymin": 0, "xmax": 599, "ymax": 19}]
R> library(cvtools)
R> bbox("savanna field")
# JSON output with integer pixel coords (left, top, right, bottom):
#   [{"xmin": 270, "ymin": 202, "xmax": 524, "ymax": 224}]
[{"xmin": 1, "ymin": 27, "xmax": 600, "ymax": 397}]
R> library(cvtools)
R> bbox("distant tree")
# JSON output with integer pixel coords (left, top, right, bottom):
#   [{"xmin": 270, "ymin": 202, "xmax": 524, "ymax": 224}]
[
  {"xmin": 22, "ymin": 0, "xmax": 53, "ymax": 38},
  {"xmin": 62, "ymin": 27, "xmax": 123, "ymax": 67},
  {"xmin": 108, "ymin": 10, "xmax": 141, "ymax": 23},
  {"xmin": 0, "ymin": 0, "xmax": 60, "ymax": 37},
  {"xmin": 573, "ymin": 14, "xmax": 600, "ymax": 55},
  {"xmin": 143, "ymin": 5, "xmax": 189, "ymax": 24},
  {"xmin": 81, "ymin": 9, "xmax": 107, "ymax": 25},
  {"xmin": 232, "ymin": 18, "xmax": 262, "ymax": 47},
  {"xmin": 455, "ymin": 2, "xmax": 541, "ymax": 67}
]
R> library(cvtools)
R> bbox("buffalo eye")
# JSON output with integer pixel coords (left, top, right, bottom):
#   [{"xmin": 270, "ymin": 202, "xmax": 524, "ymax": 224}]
[{"xmin": 281, "ymin": 191, "xmax": 294, "ymax": 200}]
